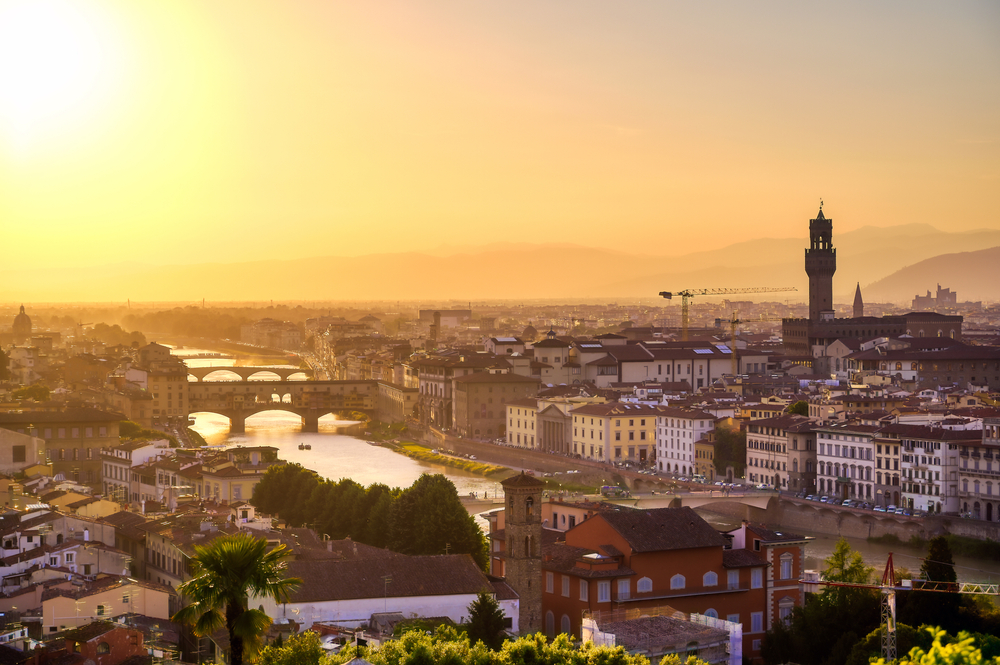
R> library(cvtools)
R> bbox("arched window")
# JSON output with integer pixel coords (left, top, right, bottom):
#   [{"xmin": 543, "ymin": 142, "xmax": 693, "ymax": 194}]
[
  {"xmin": 97, "ymin": 643, "xmax": 110, "ymax": 655},
  {"xmin": 545, "ymin": 611, "xmax": 555, "ymax": 637},
  {"xmin": 703, "ymin": 609, "xmax": 718, "ymax": 619},
  {"xmin": 703, "ymin": 572, "xmax": 718, "ymax": 587},
  {"xmin": 780, "ymin": 553, "xmax": 793, "ymax": 580},
  {"xmin": 778, "ymin": 596, "xmax": 796, "ymax": 624},
  {"xmin": 670, "ymin": 574, "xmax": 686, "ymax": 590},
  {"xmin": 637, "ymin": 577, "xmax": 653, "ymax": 593},
  {"xmin": 526, "ymin": 497, "xmax": 534, "ymax": 518},
  {"xmin": 561, "ymin": 615, "xmax": 571, "ymax": 635}
]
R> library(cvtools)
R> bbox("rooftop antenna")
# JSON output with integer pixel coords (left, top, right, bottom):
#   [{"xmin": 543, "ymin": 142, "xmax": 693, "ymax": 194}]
[{"xmin": 819, "ymin": 198, "xmax": 824, "ymax": 211}]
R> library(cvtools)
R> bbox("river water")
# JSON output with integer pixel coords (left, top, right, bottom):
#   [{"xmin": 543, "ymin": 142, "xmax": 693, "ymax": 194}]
[{"xmin": 173, "ymin": 345, "xmax": 1000, "ymax": 586}]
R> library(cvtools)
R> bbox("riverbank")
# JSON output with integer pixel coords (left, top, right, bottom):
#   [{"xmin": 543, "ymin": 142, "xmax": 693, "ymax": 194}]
[{"xmin": 385, "ymin": 440, "xmax": 510, "ymax": 477}]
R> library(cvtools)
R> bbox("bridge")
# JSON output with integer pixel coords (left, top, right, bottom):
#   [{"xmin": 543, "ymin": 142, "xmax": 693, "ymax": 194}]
[
  {"xmin": 187, "ymin": 366, "xmax": 313, "ymax": 382},
  {"xmin": 187, "ymin": 379, "xmax": 378, "ymax": 433}
]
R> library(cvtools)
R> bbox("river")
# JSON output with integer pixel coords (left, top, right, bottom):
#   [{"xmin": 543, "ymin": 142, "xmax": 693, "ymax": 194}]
[
  {"xmin": 174, "ymin": 345, "xmax": 505, "ymax": 500},
  {"xmin": 172, "ymin": 344, "xmax": 1000, "ymax": 586}
]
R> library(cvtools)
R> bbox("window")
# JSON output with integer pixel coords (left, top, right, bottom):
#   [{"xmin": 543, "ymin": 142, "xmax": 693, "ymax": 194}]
[
  {"xmin": 670, "ymin": 574, "xmax": 686, "ymax": 590},
  {"xmin": 751, "ymin": 568, "xmax": 763, "ymax": 589},
  {"xmin": 65, "ymin": 553, "xmax": 74, "ymax": 563},
  {"xmin": 546, "ymin": 572, "xmax": 554, "ymax": 593},
  {"xmin": 753, "ymin": 639, "xmax": 762, "ymax": 651},
  {"xmin": 561, "ymin": 615, "xmax": 571, "ymax": 635},
  {"xmin": 778, "ymin": 596, "xmax": 795, "ymax": 624},
  {"xmin": 704, "ymin": 608, "xmax": 718, "ymax": 619},
  {"xmin": 637, "ymin": 577, "xmax": 652, "ymax": 593},
  {"xmin": 728, "ymin": 570, "xmax": 739, "ymax": 590},
  {"xmin": 703, "ymin": 571, "xmax": 718, "ymax": 587},
  {"xmin": 617, "ymin": 578, "xmax": 630, "ymax": 599},
  {"xmin": 562, "ymin": 575, "xmax": 570, "ymax": 597},
  {"xmin": 598, "ymin": 581, "xmax": 610, "ymax": 602},
  {"xmin": 751, "ymin": 612, "xmax": 763, "ymax": 633},
  {"xmin": 727, "ymin": 613, "xmax": 740, "ymax": 625},
  {"xmin": 97, "ymin": 643, "xmax": 110, "ymax": 654},
  {"xmin": 96, "ymin": 605, "xmax": 107, "ymax": 616},
  {"xmin": 780, "ymin": 553, "xmax": 793, "ymax": 580},
  {"xmin": 580, "ymin": 580, "xmax": 589, "ymax": 601}
]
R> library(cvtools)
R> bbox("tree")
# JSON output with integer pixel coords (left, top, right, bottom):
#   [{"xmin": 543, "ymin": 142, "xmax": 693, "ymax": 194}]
[
  {"xmin": 173, "ymin": 533, "xmax": 302, "ymax": 665},
  {"xmin": 872, "ymin": 627, "xmax": 1000, "ymax": 665},
  {"xmin": 257, "ymin": 630, "xmax": 325, "ymax": 665},
  {"xmin": 0, "ymin": 349, "xmax": 8, "ymax": 381},
  {"xmin": 12, "ymin": 384, "xmax": 49, "ymax": 401},
  {"xmin": 465, "ymin": 591, "xmax": 506, "ymax": 651},
  {"xmin": 786, "ymin": 400, "xmax": 809, "ymax": 416},
  {"xmin": 922, "ymin": 536, "xmax": 958, "ymax": 584},
  {"xmin": 388, "ymin": 474, "xmax": 489, "ymax": 569},
  {"xmin": 900, "ymin": 535, "xmax": 961, "ymax": 632}
]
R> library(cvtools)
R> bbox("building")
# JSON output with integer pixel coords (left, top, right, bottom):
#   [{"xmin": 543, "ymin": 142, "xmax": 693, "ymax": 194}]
[
  {"xmin": 451, "ymin": 372, "xmax": 541, "ymax": 439},
  {"xmin": 0, "ymin": 429, "xmax": 46, "ymax": 476},
  {"xmin": 726, "ymin": 522, "xmax": 808, "ymax": 631},
  {"xmin": 814, "ymin": 423, "xmax": 879, "ymax": 502},
  {"xmin": 913, "ymin": 284, "xmax": 958, "ymax": 311},
  {"xmin": 745, "ymin": 415, "xmax": 815, "ymax": 492},
  {"xmin": 570, "ymin": 403, "xmax": 660, "ymax": 464},
  {"xmin": 655, "ymin": 407, "xmax": 715, "ymax": 476},
  {"xmin": 12, "ymin": 305, "xmax": 32, "ymax": 345},
  {"xmin": 0, "ymin": 409, "xmax": 123, "ymax": 488},
  {"xmin": 240, "ymin": 319, "xmax": 302, "ymax": 349},
  {"xmin": 500, "ymin": 472, "xmax": 544, "ymax": 634},
  {"xmin": 782, "ymin": 208, "xmax": 963, "ymax": 356}
]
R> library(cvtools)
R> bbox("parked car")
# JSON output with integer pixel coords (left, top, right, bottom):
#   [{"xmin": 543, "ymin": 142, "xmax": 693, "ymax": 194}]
[
  {"xmin": 806, "ymin": 495, "xmax": 816, "ymax": 501},
  {"xmin": 874, "ymin": 506, "xmax": 886, "ymax": 512}
]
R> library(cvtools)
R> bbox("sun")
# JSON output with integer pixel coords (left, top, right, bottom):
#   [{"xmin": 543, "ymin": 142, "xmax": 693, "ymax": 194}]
[{"xmin": 0, "ymin": 0, "xmax": 123, "ymax": 151}]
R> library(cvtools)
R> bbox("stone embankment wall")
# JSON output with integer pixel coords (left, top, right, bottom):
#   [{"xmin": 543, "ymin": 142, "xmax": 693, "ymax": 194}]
[{"xmin": 702, "ymin": 497, "xmax": 1000, "ymax": 542}]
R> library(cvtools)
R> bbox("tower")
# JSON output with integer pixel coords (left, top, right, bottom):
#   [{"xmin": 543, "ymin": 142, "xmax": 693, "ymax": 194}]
[
  {"xmin": 501, "ymin": 472, "xmax": 544, "ymax": 634},
  {"xmin": 853, "ymin": 282, "xmax": 864, "ymax": 318},
  {"xmin": 805, "ymin": 207, "xmax": 836, "ymax": 321}
]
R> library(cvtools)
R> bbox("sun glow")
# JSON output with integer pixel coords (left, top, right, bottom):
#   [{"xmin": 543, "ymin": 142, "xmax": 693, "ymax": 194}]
[{"xmin": 0, "ymin": 0, "xmax": 124, "ymax": 151}]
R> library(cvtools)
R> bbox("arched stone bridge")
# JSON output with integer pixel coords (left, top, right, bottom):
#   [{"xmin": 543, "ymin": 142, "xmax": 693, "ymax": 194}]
[
  {"xmin": 188, "ymin": 379, "xmax": 376, "ymax": 433},
  {"xmin": 187, "ymin": 366, "xmax": 313, "ymax": 382}
]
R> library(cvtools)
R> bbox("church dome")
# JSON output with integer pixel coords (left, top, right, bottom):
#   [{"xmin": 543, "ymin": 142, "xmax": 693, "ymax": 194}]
[{"xmin": 12, "ymin": 305, "xmax": 32, "ymax": 344}]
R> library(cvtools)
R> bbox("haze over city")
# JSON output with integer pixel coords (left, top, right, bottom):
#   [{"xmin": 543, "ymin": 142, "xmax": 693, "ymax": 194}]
[{"xmin": 1, "ymin": 0, "xmax": 998, "ymax": 303}]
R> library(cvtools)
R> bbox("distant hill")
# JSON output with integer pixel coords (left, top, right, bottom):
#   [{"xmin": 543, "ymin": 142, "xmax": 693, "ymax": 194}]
[
  {"xmin": 4, "ymin": 224, "xmax": 1000, "ymax": 302},
  {"xmin": 864, "ymin": 246, "xmax": 1000, "ymax": 303}
]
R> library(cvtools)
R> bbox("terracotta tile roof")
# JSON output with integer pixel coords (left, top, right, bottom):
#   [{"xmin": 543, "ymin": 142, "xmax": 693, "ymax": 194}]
[
  {"xmin": 722, "ymin": 549, "xmax": 768, "ymax": 568},
  {"xmin": 287, "ymin": 554, "xmax": 490, "ymax": 603},
  {"xmin": 500, "ymin": 472, "xmax": 544, "ymax": 488},
  {"xmin": 594, "ymin": 507, "xmax": 727, "ymax": 553}
]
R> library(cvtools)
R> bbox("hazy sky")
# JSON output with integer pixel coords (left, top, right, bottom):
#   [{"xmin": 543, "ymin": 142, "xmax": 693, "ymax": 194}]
[{"xmin": 1, "ymin": 0, "xmax": 998, "ymax": 270}]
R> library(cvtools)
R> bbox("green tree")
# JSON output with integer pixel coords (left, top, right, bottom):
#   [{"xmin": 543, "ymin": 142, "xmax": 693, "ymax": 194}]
[
  {"xmin": 388, "ymin": 474, "xmax": 489, "ymax": 569},
  {"xmin": 12, "ymin": 384, "xmax": 49, "ymax": 401},
  {"xmin": 712, "ymin": 426, "xmax": 746, "ymax": 476},
  {"xmin": 173, "ymin": 533, "xmax": 302, "ymax": 665},
  {"xmin": 465, "ymin": 591, "xmax": 506, "ymax": 651},
  {"xmin": 900, "ymin": 536, "xmax": 962, "ymax": 632},
  {"xmin": 786, "ymin": 400, "xmax": 809, "ymax": 416},
  {"xmin": 922, "ymin": 536, "xmax": 958, "ymax": 584},
  {"xmin": 257, "ymin": 630, "xmax": 325, "ymax": 665}
]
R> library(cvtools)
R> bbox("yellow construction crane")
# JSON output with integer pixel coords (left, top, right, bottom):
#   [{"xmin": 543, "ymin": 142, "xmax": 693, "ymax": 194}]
[
  {"xmin": 725, "ymin": 311, "xmax": 785, "ymax": 376},
  {"xmin": 658, "ymin": 287, "xmax": 797, "ymax": 341}
]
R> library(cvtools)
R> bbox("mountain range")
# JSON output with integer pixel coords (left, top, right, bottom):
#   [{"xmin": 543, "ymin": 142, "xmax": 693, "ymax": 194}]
[{"xmin": 4, "ymin": 224, "xmax": 999, "ymax": 303}]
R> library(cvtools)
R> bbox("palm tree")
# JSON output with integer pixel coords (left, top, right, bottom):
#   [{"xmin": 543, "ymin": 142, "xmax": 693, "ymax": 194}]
[{"xmin": 173, "ymin": 533, "xmax": 301, "ymax": 665}]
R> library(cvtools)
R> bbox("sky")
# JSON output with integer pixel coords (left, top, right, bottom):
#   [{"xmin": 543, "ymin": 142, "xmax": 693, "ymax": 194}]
[{"xmin": 1, "ymin": 0, "xmax": 998, "ymax": 272}]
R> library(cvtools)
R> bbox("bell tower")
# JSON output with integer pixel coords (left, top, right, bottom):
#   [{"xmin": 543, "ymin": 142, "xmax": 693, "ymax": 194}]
[
  {"xmin": 805, "ymin": 206, "xmax": 836, "ymax": 321},
  {"xmin": 501, "ymin": 472, "xmax": 543, "ymax": 634}
]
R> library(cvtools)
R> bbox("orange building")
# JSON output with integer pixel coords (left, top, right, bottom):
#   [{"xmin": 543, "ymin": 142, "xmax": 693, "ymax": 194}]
[{"xmin": 491, "ymin": 505, "xmax": 772, "ymax": 661}]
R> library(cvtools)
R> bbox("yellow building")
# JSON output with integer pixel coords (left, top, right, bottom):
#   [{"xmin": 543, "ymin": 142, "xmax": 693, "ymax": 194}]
[
  {"xmin": 569, "ymin": 403, "xmax": 660, "ymax": 464},
  {"xmin": 695, "ymin": 437, "xmax": 715, "ymax": 481}
]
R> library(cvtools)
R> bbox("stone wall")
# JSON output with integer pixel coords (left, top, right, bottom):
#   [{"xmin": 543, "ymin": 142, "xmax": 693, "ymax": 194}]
[{"xmin": 702, "ymin": 497, "xmax": 1000, "ymax": 542}]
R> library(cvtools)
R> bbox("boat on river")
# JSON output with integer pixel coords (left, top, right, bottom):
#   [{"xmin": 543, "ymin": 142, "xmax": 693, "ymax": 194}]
[{"xmin": 298, "ymin": 442, "xmax": 311, "ymax": 450}]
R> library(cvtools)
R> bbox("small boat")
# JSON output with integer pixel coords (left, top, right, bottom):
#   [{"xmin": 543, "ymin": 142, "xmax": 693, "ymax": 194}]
[{"xmin": 298, "ymin": 442, "xmax": 311, "ymax": 450}]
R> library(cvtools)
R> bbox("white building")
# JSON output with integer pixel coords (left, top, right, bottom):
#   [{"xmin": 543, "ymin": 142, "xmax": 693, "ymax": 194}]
[
  {"xmin": 656, "ymin": 407, "xmax": 715, "ymax": 476},
  {"xmin": 815, "ymin": 423, "xmax": 879, "ymax": 502}
]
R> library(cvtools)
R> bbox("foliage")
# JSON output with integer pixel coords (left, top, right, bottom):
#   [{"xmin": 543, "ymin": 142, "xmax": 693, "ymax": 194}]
[
  {"xmin": 172, "ymin": 533, "xmax": 302, "ymax": 665},
  {"xmin": 899, "ymin": 537, "xmax": 963, "ymax": 634},
  {"xmin": 250, "ymin": 466, "xmax": 488, "ymax": 569},
  {"xmin": 0, "ymin": 348, "xmax": 9, "ymax": 381},
  {"xmin": 872, "ymin": 627, "xmax": 1000, "ymax": 665},
  {"xmin": 465, "ymin": 591, "xmax": 507, "ymax": 651},
  {"xmin": 712, "ymin": 425, "xmax": 746, "ymax": 476},
  {"xmin": 187, "ymin": 427, "xmax": 209, "ymax": 447},
  {"xmin": 119, "ymin": 420, "xmax": 179, "ymax": 447},
  {"xmin": 89, "ymin": 322, "xmax": 146, "ymax": 348},
  {"xmin": 258, "ymin": 631, "xmax": 325, "ymax": 665},
  {"xmin": 324, "ymin": 628, "xmax": 674, "ymax": 665},
  {"xmin": 12, "ymin": 383, "xmax": 49, "ymax": 401},
  {"xmin": 922, "ymin": 536, "xmax": 958, "ymax": 584},
  {"xmin": 762, "ymin": 538, "xmax": 880, "ymax": 665},
  {"xmin": 786, "ymin": 400, "xmax": 809, "ymax": 415},
  {"xmin": 843, "ymin": 623, "xmax": 928, "ymax": 665},
  {"xmin": 397, "ymin": 443, "xmax": 508, "ymax": 477}
]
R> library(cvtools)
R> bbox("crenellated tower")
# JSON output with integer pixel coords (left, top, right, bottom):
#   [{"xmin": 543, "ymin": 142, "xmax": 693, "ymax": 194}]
[{"xmin": 805, "ymin": 207, "xmax": 836, "ymax": 321}]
